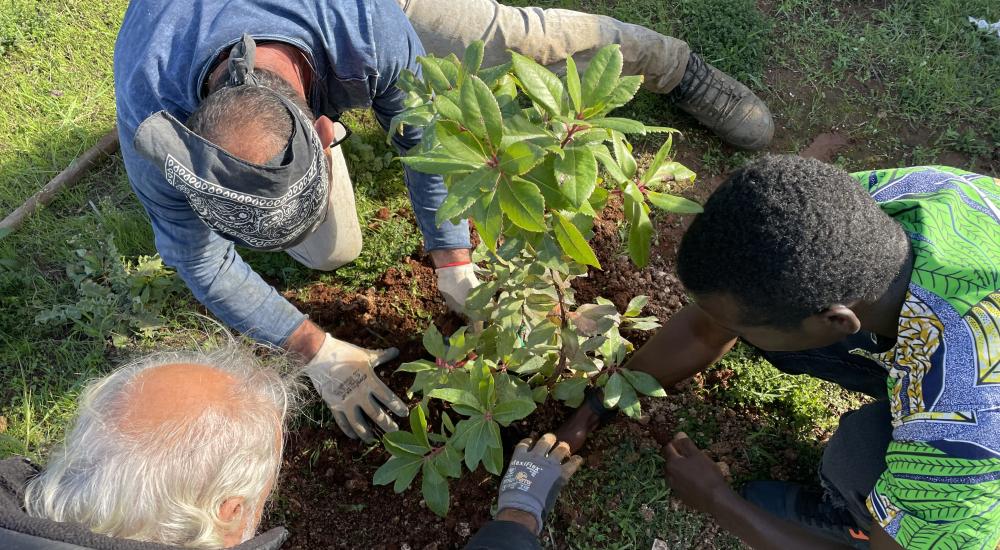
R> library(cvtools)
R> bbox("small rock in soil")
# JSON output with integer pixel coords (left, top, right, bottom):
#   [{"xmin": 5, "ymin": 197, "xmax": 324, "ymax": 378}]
[
  {"xmin": 456, "ymin": 522, "xmax": 471, "ymax": 538},
  {"xmin": 344, "ymin": 478, "xmax": 367, "ymax": 491}
]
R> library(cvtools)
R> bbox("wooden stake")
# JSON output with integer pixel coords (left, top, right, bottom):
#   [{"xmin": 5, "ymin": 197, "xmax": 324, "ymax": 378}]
[{"xmin": 0, "ymin": 127, "xmax": 120, "ymax": 233}]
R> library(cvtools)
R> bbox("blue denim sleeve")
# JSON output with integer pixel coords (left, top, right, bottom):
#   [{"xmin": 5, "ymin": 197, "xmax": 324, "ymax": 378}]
[
  {"xmin": 368, "ymin": 0, "xmax": 471, "ymax": 251},
  {"xmin": 119, "ymin": 131, "xmax": 307, "ymax": 348}
]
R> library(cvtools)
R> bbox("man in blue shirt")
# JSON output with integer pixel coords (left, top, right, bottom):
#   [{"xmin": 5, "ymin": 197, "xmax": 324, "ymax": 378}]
[{"xmin": 116, "ymin": 0, "xmax": 773, "ymax": 442}]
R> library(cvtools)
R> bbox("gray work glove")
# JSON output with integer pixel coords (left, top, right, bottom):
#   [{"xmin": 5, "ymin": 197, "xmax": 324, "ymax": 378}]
[
  {"xmin": 304, "ymin": 334, "xmax": 408, "ymax": 442},
  {"xmin": 497, "ymin": 433, "xmax": 584, "ymax": 534},
  {"xmin": 435, "ymin": 263, "xmax": 479, "ymax": 314}
]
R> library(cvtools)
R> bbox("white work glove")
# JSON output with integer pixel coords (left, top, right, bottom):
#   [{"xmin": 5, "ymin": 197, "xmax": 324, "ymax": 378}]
[
  {"xmin": 435, "ymin": 263, "xmax": 480, "ymax": 314},
  {"xmin": 304, "ymin": 334, "xmax": 408, "ymax": 442}
]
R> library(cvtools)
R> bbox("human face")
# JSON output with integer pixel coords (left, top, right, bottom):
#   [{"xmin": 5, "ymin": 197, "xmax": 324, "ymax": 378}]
[{"xmin": 695, "ymin": 293, "xmax": 861, "ymax": 352}]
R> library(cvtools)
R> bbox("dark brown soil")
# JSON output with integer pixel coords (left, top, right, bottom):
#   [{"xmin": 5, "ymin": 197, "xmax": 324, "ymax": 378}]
[{"xmin": 260, "ymin": 185, "xmax": 835, "ymax": 548}]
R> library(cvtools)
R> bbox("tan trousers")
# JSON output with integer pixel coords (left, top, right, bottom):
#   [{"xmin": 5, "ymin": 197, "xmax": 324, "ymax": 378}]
[
  {"xmin": 398, "ymin": 0, "xmax": 691, "ymax": 93},
  {"xmin": 286, "ymin": 146, "xmax": 363, "ymax": 271}
]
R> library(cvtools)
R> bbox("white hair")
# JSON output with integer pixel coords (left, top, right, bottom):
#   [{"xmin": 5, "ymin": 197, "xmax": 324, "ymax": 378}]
[{"xmin": 24, "ymin": 339, "xmax": 300, "ymax": 548}]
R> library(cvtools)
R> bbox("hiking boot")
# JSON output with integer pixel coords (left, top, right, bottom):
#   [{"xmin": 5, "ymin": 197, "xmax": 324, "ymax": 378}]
[
  {"xmin": 740, "ymin": 480, "xmax": 870, "ymax": 548},
  {"xmin": 668, "ymin": 53, "xmax": 774, "ymax": 150}
]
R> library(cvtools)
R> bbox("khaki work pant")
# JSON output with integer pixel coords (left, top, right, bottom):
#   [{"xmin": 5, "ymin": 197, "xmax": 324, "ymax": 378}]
[{"xmin": 288, "ymin": 0, "xmax": 691, "ymax": 271}]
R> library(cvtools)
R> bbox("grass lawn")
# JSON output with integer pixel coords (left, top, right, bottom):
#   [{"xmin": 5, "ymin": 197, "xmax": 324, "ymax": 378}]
[{"xmin": 1, "ymin": 0, "xmax": 998, "ymax": 547}]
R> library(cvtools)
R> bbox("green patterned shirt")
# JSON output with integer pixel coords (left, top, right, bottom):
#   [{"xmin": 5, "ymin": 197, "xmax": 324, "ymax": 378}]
[{"xmin": 849, "ymin": 166, "xmax": 1000, "ymax": 549}]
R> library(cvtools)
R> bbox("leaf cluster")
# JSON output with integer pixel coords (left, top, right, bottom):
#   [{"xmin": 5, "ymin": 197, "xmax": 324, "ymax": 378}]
[{"xmin": 33, "ymin": 233, "xmax": 183, "ymax": 346}]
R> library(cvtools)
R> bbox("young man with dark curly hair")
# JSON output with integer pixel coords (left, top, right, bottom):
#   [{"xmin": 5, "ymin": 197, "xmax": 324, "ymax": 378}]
[{"xmin": 559, "ymin": 156, "xmax": 1000, "ymax": 549}]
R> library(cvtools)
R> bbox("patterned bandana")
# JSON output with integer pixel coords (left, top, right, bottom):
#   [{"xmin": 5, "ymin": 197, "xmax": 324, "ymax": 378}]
[{"xmin": 132, "ymin": 34, "xmax": 329, "ymax": 251}]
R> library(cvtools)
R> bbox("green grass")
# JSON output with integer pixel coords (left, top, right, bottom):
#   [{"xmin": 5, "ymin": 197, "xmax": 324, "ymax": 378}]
[
  {"xmin": 1, "ymin": 0, "xmax": 997, "ymax": 546},
  {"xmin": 551, "ymin": 439, "xmax": 743, "ymax": 550}
]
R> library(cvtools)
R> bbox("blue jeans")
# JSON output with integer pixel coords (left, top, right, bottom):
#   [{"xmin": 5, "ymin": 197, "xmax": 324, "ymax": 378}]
[{"xmin": 760, "ymin": 331, "xmax": 895, "ymax": 534}]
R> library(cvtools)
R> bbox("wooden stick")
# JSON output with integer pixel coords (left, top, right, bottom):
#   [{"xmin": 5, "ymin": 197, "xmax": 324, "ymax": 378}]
[{"xmin": 0, "ymin": 127, "xmax": 120, "ymax": 232}]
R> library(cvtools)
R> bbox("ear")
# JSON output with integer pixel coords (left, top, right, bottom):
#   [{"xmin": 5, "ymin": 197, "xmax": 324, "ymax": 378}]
[
  {"xmin": 313, "ymin": 115, "xmax": 335, "ymax": 148},
  {"xmin": 819, "ymin": 304, "xmax": 861, "ymax": 336},
  {"xmin": 218, "ymin": 496, "xmax": 245, "ymax": 524}
]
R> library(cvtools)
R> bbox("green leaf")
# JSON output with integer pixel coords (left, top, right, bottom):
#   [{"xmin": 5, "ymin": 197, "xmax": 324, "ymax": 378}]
[
  {"xmin": 463, "ymin": 418, "xmax": 491, "ymax": 470},
  {"xmin": 438, "ymin": 444, "xmax": 464, "ymax": 478},
  {"xmin": 612, "ymin": 132, "xmax": 637, "ymax": 179},
  {"xmin": 461, "ymin": 75, "xmax": 504, "ymax": 150},
  {"xmin": 435, "ymin": 122, "xmax": 487, "ymax": 163},
  {"xmin": 565, "ymin": 55, "xmax": 582, "ymax": 112},
  {"xmin": 640, "ymin": 133, "xmax": 673, "ymax": 185},
  {"xmin": 410, "ymin": 405, "xmax": 431, "ymax": 448},
  {"xmin": 478, "ymin": 61, "xmax": 513, "ymax": 87},
  {"xmin": 374, "ymin": 454, "xmax": 423, "ymax": 491},
  {"xmin": 433, "ymin": 94, "xmax": 465, "ymax": 122},
  {"xmin": 554, "ymin": 146, "xmax": 598, "ymax": 208},
  {"xmin": 646, "ymin": 191, "xmax": 703, "ymax": 214},
  {"xmin": 624, "ymin": 182, "xmax": 653, "ymax": 267},
  {"xmin": 398, "ymin": 359, "xmax": 437, "ymax": 373},
  {"xmin": 429, "ymin": 388, "xmax": 483, "ymax": 412},
  {"xmin": 498, "ymin": 176, "xmax": 546, "ymax": 232},
  {"xmin": 523, "ymin": 161, "xmax": 571, "ymax": 211},
  {"xmin": 588, "ymin": 117, "xmax": 646, "ymax": 134},
  {"xmin": 618, "ymin": 383, "xmax": 641, "ymax": 418},
  {"xmin": 532, "ymin": 385, "xmax": 549, "ymax": 403},
  {"xmin": 553, "ymin": 377, "xmax": 589, "ymax": 407},
  {"xmin": 510, "ymin": 51, "xmax": 566, "ymax": 116},
  {"xmin": 461, "ymin": 41, "xmax": 485, "ymax": 77},
  {"xmin": 593, "ymin": 146, "xmax": 629, "ymax": 184},
  {"xmin": 418, "ymin": 56, "xmax": 455, "ymax": 92},
  {"xmin": 470, "ymin": 195, "xmax": 503, "ymax": 252},
  {"xmin": 422, "ymin": 462, "xmax": 450, "ymax": 516},
  {"xmin": 423, "ymin": 324, "xmax": 447, "ymax": 358},
  {"xmin": 384, "ymin": 430, "xmax": 431, "ymax": 456},
  {"xmin": 483, "ymin": 432, "xmax": 504, "ymax": 475},
  {"xmin": 621, "ymin": 369, "xmax": 667, "ymax": 397},
  {"xmin": 435, "ymin": 166, "xmax": 501, "ymax": 225},
  {"xmin": 386, "ymin": 105, "xmax": 434, "ymax": 143},
  {"xmin": 400, "ymin": 154, "xmax": 477, "ymax": 175},
  {"xmin": 603, "ymin": 372, "xmax": 625, "ymax": 408},
  {"xmin": 553, "ymin": 211, "xmax": 601, "ymax": 268},
  {"xmin": 624, "ymin": 295, "xmax": 648, "ymax": 317},
  {"xmin": 498, "ymin": 142, "xmax": 546, "ymax": 176},
  {"xmin": 647, "ymin": 161, "xmax": 698, "ymax": 185},
  {"xmin": 493, "ymin": 398, "xmax": 537, "ymax": 425},
  {"xmin": 602, "ymin": 75, "xmax": 643, "ymax": 111},
  {"xmin": 581, "ymin": 45, "xmax": 623, "ymax": 107},
  {"xmin": 511, "ymin": 355, "xmax": 547, "ymax": 375}
]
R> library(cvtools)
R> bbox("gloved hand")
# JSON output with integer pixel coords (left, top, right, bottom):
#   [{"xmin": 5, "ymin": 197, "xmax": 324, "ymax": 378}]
[
  {"xmin": 435, "ymin": 262, "xmax": 479, "ymax": 314},
  {"xmin": 304, "ymin": 334, "xmax": 408, "ymax": 442},
  {"xmin": 497, "ymin": 433, "xmax": 584, "ymax": 534}
]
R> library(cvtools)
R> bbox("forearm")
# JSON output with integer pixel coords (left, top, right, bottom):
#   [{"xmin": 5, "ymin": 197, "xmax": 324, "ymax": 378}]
[
  {"xmin": 169, "ymin": 241, "xmax": 307, "ymax": 349},
  {"xmin": 711, "ymin": 488, "xmax": 853, "ymax": 550},
  {"xmin": 626, "ymin": 305, "xmax": 737, "ymax": 387}
]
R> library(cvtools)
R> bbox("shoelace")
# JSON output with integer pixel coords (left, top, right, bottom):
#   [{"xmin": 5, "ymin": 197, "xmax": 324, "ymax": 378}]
[{"xmin": 669, "ymin": 54, "xmax": 745, "ymax": 121}]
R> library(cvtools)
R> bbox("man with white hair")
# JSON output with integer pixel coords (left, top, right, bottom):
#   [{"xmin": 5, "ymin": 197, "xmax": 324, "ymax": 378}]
[
  {"xmin": 1, "ymin": 344, "xmax": 296, "ymax": 549},
  {"xmin": 0, "ymin": 345, "xmax": 582, "ymax": 549}
]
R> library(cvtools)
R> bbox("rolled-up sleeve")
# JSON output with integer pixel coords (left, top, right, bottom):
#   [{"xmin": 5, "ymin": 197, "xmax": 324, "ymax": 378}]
[
  {"xmin": 119, "ymin": 129, "xmax": 307, "ymax": 348},
  {"xmin": 368, "ymin": 0, "xmax": 471, "ymax": 251}
]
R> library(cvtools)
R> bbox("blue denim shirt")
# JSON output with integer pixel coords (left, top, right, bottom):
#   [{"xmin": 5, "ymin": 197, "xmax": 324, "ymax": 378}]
[{"xmin": 114, "ymin": 0, "xmax": 470, "ymax": 347}]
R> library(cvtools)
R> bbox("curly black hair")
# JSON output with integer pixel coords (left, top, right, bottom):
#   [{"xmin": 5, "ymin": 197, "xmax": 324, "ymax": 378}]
[{"xmin": 677, "ymin": 155, "xmax": 909, "ymax": 328}]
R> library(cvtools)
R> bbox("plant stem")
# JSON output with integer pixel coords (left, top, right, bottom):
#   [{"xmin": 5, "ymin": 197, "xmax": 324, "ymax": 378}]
[{"xmin": 549, "ymin": 268, "xmax": 569, "ymax": 377}]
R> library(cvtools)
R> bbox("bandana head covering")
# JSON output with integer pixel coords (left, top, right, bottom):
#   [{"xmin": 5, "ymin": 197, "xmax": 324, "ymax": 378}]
[{"xmin": 133, "ymin": 34, "xmax": 329, "ymax": 251}]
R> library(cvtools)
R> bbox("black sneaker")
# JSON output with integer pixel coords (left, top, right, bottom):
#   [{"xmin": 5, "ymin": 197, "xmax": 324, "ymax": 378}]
[
  {"xmin": 740, "ymin": 480, "xmax": 871, "ymax": 548},
  {"xmin": 668, "ymin": 53, "xmax": 774, "ymax": 150}
]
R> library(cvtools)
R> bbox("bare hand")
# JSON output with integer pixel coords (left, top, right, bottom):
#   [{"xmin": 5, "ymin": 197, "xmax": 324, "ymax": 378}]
[{"xmin": 664, "ymin": 432, "xmax": 735, "ymax": 515}]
